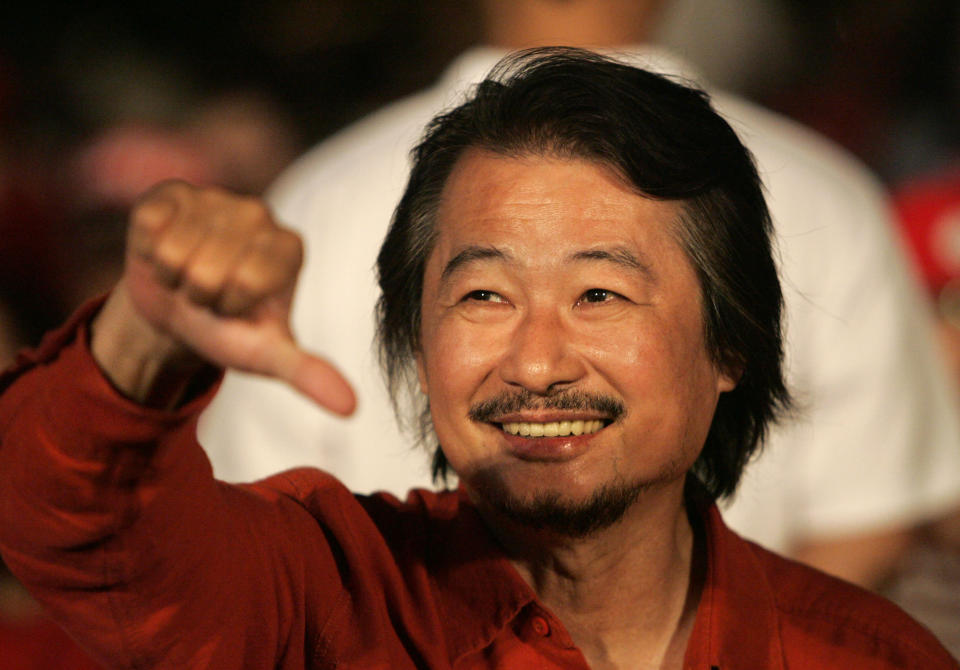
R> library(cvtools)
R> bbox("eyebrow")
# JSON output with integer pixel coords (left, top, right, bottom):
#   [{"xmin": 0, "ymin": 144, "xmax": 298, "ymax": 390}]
[
  {"xmin": 438, "ymin": 244, "xmax": 656, "ymax": 283},
  {"xmin": 569, "ymin": 246, "xmax": 656, "ymax": 281},
  {"xmin": 440, "ymin": 245, "xmax": 511, "ymax": 282}
]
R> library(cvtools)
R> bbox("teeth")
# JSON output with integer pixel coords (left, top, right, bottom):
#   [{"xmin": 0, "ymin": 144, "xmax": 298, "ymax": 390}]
[{"xmin": 501, "ymin": 420, "xmax": 605, "ymax": 437}]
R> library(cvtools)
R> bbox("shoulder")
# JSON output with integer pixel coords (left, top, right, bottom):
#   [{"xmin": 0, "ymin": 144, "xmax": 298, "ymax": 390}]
[
  {"xmin": 711, "ymin": 90, "xmax": 893, "ymax": 240},
  {"xmin": 749, "ymin": 541, "xmax": 958, "ymax": 668},
  {"xmin": 266, "ymin": 90, "xmax": 439, "ymax": 223},
  {"xmin": 712, "ymin": 91, "xmax": 883, "ymax": 196},
  {"xmin": 248, "ymin": 468, "xmax": 466, "ymax": 550}
]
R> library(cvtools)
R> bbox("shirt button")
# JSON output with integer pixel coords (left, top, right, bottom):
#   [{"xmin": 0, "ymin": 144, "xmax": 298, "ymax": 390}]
[{"xmin": 531, "ymin": 616, "xmax": 550, "ymax": 637}]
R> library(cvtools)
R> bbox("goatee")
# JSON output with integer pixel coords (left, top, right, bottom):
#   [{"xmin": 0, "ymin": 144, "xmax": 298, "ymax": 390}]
[{"xmin": 470, "ymin": 468, "xmax": 650, "ymax": 538}]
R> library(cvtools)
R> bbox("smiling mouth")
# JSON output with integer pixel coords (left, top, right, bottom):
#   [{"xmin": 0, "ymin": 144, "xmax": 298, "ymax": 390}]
[{"xmin": 499, "ymin": 420, "xmax": 607, "ymax": 437}]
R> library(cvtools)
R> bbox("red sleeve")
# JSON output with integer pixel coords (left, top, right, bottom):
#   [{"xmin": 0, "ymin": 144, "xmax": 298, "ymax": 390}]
[{"xmin": 0, "ymin": 300, "xmax": 337, "ymax": 669}]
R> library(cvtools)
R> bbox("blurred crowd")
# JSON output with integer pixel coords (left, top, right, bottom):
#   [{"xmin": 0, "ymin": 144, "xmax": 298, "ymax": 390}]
[
  {"xmin": 0, "ymin": 1, "xmax": 477, "ymax": 357},
  {"xmin": 1, "ymin": 0, "xmax": 959, "ymax": 667}
]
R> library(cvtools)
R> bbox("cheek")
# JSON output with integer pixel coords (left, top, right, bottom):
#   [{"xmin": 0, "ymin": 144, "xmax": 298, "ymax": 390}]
[
  {"xmin": 588, "ymin": 316, "xmax": 722, "ymax": 419},
  {"xmin": 584, "ymin": 318, "xmax": 692, "ymax": 385},
  {"xmin": 419, "ymin": 321, "xmax": 509, "ymax": 473},
  {"xmin": 420, "ymin": 318, "xmax": 505, "ymax": 410}
]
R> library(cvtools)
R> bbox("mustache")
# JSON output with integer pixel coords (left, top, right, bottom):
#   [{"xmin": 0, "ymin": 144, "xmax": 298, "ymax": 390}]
[{"xmin": 469, "ymin": 389, "xmax": 626, "ymax": 423}]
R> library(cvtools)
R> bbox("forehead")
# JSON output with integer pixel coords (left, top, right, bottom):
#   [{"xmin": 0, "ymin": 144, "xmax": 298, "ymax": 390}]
[{"xmin": 431, "ymin": 149, "xmax": 688, "ymax": 268}]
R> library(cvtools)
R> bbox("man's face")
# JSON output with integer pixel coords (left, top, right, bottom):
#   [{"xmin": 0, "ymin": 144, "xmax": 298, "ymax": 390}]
[{"xmin": 417, "ymin": 149, "xmax": 736, "ymax": 531}]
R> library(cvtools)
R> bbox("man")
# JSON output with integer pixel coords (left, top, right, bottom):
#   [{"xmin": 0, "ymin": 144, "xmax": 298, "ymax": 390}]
[
  {"xmin": 197, "ymin": 0, "xmax": 960, "ymax": 589},
  {"xmin": 0, "ymin": 50, "xmax": 955, "ymax": 669}
]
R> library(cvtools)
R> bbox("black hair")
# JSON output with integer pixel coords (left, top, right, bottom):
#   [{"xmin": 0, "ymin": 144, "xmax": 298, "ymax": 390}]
[{"xmin": 376, "ymin": 47, "xmax": 791, "ymax": 499}]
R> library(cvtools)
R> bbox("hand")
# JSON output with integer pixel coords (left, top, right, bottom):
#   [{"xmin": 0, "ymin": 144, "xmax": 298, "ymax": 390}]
[{"xmin": 92, "ymin": 180, "xmax": 356, "ymax": 415}]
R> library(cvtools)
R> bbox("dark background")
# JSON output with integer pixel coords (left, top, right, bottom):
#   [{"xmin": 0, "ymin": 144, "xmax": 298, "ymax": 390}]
[{"xmin": 0, "ymin": 0, "xmax": 958, "ymax": 347}]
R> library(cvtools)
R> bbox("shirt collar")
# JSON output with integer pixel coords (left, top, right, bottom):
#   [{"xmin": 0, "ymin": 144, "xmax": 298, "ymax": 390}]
[
  {"xmin": 427, "ymin": 488, "xmax": 537, "ymax": 664},
  {"xmin": 684, "ymin": 500, "xmax": 787, "ymax": 669},
  {"xmin": 431, "ymin": 488, "xmax": 786, "ymax": 668}
]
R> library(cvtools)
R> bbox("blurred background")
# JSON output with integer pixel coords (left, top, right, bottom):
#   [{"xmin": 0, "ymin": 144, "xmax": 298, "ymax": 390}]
[
  {"xmin": 0, "ymin": 0, "xmax": 959, "ymax": 666},
  {"xmin": 0, "ymin": 0, "xmax": 958, "ymax": 358},
  {"xmin": 0, "ymin": 0, "xmax": 481, "ymax": 357}
]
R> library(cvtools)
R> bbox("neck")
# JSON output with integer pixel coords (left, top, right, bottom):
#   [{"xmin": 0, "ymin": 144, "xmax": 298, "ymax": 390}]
[
  {"xmin": 478, "ymin": 479, "xmax": 703, "ymax": 669},
  {"xmin": 480, "ymin": 0, "xmax": 663, "ymax": 50}
]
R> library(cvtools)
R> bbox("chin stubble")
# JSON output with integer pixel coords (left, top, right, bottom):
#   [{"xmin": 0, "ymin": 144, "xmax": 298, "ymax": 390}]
[{"xmin": 470, "ymin": 468, "xmax": 651, "ymax": 538}]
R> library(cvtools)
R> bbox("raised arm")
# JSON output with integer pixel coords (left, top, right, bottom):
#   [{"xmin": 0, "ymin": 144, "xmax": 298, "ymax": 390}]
[{"xmin": 0, "ymin": 182, "xmax": 358, "ymax": 668}]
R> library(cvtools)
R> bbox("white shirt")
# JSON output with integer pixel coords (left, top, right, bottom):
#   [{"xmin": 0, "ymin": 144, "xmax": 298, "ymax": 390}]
[{"xmin": 197, "ymin": 46, "xmax": 960, "ymax": 552}]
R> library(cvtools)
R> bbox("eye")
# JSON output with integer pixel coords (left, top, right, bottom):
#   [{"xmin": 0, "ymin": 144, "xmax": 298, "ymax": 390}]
[
  {"xmin": 579, "ymin": 288, "xmax": 618, "ymax": 304},
  {"xmin": 464, "ymin": 289, "xmax": 506, "ymax": 303}
]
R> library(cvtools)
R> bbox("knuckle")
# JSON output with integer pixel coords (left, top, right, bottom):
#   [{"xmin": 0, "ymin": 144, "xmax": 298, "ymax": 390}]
[
  {"xmin": 217, "ymin": 267, "xmax": 270, "ymax": 316},
  {"xmin": 182, "ymin": 266, "xmax": 222, "ymax": 303},
  {"xmin": 275, "ymin": 229, "xmax": 304, "ymax": 265},
  {"xmin": 130, "ymin": 180, "xmax": 198, "ymax": 236},
  {"xmin": 236, "ymin": 196, "xmax": 271, "ymax": 223},
  {"xmin": 130, "ymin": 198, "xmax": 172, "ymax": 235},
  {"xmin": 148, "ymin": 233, "xmax": 194, "ymax": 280},
  {"xmin": 228, "ymin": 267, "xmax": 264, "ymax": 298},
  {"xmin": 195, "ymin": 192, "xmax": 273, "ymax": 240},
  {"xmin": 231, "ymin": 248, "xmax": 293, "ymax": 299},
  {"xmin": 248, "ymin": 228, "xmax": 302, "ymax": 272},
  {"xmin": 137, "ymin": 179, "xmax": 194, "ymax": 209},
  {"xmin": 153, "ymin": 233, "xmax": 190, "ymax": 263},
  {"xmin": 200, "ymin": 190, "xmax": 268, "ymax": 219}
]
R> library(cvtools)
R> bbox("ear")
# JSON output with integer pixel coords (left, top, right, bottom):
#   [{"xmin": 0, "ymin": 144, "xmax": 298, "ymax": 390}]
[
  {"xmin": 716, "ymin": 357, "xmax": 743, "ymax": 394},
  {"xmin": 717, "ymin": 370, "xmax": 739, "ymax": 393}
]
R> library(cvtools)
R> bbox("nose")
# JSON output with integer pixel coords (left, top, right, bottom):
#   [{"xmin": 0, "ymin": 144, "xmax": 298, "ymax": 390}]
[{"xmin": 498, "ymin": 306, "xmax": 586, "ymax": 395}]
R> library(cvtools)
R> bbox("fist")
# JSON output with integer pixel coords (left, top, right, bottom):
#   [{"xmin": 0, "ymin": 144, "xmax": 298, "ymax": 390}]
[
  {"xmin": 127, "ymin": 181, "xmax": 302, "ymax": 321},
  {"xmin": 94, "ymin": 181, "xmax": 356, "ymax": 415}
]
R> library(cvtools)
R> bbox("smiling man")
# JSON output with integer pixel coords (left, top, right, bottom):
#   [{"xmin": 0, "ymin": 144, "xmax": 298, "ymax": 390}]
[
  {"xmin": 0, "ymin": 49, "xmax": 955, "ymax": 669},
  {"xmin": 417, "ymin": 152, "xmax": 734, "ymax": 543}
]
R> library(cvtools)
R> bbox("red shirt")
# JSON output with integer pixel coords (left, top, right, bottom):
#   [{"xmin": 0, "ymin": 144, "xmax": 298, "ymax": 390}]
[
  {"xmin": 0, "ymin": 613, "xmax": 103, "ymax": 670},
  {"xmin": 0, "ymin": 302, "xmax": 956, "ymax": 669}
]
